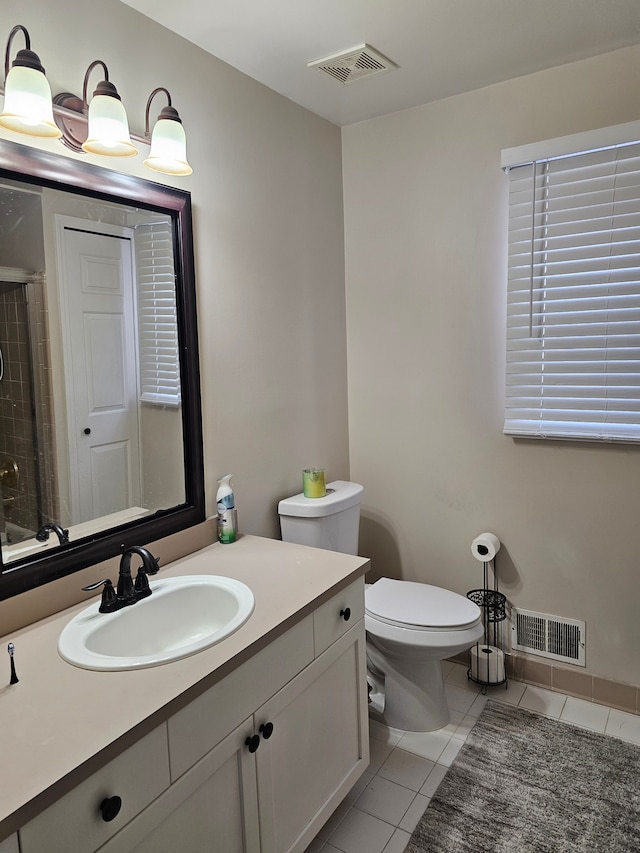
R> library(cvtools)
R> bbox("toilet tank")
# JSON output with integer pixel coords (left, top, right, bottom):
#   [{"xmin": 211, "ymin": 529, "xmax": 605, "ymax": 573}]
[{"xmin": 278, "ymin": 480, "xmax": 363, "ymax": 555}]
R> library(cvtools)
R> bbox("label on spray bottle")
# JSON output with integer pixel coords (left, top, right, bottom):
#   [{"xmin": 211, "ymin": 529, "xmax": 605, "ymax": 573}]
[{"xmin": 217, "ymin": 492, "xmax": 237, "ymax": 544}]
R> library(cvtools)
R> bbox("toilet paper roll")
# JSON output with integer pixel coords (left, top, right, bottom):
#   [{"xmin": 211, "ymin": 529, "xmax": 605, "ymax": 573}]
[
  {"xmin": 470, "ymin": 644, "xmax": 505, "ymax": 684},
  {"xmin": 471, "ymin": 532, "xmax": 501, "ymax": 562}
]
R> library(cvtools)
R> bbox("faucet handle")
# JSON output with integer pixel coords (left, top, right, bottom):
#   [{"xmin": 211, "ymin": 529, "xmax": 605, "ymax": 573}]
[
  {"xmin": 82, "ymin": 578, "xmax": 119, "ymax": 613},
  {"xmin": 134, "ymin": 567, "xmax": 152, "ymax": 600},
  {"xmin": 133, "ymin": 551, "xmax": 160, "ymax": 600},
  {"xmin": 116, "ymin": 570, "xmax": 137, "ymax": 605}
]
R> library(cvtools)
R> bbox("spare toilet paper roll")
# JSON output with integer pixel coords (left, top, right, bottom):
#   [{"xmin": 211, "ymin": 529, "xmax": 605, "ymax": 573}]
[
  {"xmin": 470, "ymin": 644, "xmax": 505, "ymax": 684},
  {"xmin": 471, "ymin": 532, "xmax": 501, "ymax": 562}
]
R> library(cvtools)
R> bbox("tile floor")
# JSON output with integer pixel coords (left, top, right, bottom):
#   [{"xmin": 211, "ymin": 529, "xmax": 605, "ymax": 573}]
[{"xmin": 306, "ymin": 661, "xmax": 640, "ymax": 853}]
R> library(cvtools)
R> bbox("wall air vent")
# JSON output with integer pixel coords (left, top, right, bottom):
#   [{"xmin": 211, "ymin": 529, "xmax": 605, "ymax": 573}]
[
  {"xmin": 307, "ymin": 44, "xmax": 398, "ymax": 85},
  {"xmin": 511, "ymin": 607, "xmax": 586, "ymax": 666}
]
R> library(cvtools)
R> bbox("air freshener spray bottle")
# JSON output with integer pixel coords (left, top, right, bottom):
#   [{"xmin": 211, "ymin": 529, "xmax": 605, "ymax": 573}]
[{"xmin": 216, "ymin": 474, "xmax": 237, "ymax": 544}]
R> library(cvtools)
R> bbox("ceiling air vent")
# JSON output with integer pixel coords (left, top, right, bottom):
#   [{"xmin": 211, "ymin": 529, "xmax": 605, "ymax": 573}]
[{"xmin": 307, "ymin": 44, "xmax": 397, "ymax": 85}]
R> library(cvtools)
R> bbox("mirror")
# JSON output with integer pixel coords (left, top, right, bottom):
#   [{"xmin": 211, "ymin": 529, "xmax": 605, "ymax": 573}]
[{"xmin": 0, "ymin": 138, "xmax": 204, "ymax": 600}]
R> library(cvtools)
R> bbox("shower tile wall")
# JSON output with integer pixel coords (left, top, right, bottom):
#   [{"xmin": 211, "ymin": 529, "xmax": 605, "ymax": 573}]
[
  {"xmin": 0, "ymin": 281, "xmax": 55, "ymax": 541},
  {"xmin": 28, "ymin": 273, "xmax": 58, "ymax": 528}
]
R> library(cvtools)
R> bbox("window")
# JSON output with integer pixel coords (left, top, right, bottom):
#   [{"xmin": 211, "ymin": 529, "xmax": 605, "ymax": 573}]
[
  {"xmin": 503, "ymin": 121, "xmax": 640, "ymax": 442},
  {"xmin": 134, "ymin": 220, "xmax": 181, "ymax": 408}
]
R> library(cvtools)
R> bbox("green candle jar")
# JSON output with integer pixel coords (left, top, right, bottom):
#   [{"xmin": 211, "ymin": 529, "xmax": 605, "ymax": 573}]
[{"xmin": 302, "ymin": 468, "xmax": 326, "ymax": 498}]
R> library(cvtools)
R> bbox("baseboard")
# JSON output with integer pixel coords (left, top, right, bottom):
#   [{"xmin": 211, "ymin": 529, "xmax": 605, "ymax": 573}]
[{"xmin": 449, "ymin": 652, "xmax": 639, "ymax": 717}]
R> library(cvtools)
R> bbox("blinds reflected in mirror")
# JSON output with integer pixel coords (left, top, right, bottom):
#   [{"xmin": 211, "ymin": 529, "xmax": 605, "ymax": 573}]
[{"xmin": 134, "ymin": 221, "xmax": 181, "ymax": 408}]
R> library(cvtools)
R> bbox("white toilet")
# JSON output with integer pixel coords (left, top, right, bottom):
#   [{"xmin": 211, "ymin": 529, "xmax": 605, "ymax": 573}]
[{"xmin": 278, "ymin": 480, "xmax": 483, "ymax": 732}]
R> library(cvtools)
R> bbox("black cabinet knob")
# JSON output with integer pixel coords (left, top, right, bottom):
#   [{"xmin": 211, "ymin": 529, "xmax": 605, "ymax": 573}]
[
  {"xmin": 83, "ymin": 428, "xmax": 91, "ymax": 435},
  {"xmin": 340, "ymin": 607, "xmax": 351, "ymax": 621},
  {"xmin": 259, "ymin": 721, "xmax": 274, "ymax": 740},
  {"xmin": 100, "ymin": 795, "xmax": 122, "ymax": 822},
  {"xmin": 245, "ymin": 734, "xmax": 260, "ymax": 753}
]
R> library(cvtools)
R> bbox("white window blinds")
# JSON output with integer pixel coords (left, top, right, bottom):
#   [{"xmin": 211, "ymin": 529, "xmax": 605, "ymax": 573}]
[
  {"xmin": 135, "ymin": 221, "xmax": 181, "ymax": 407},
  {"xmin": 504, "ymin": 130, "xmax": 640, "ymax": 442}
]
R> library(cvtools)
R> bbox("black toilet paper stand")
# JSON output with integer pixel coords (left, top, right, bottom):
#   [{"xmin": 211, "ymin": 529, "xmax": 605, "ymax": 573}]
[{"xmin": 467, "ymin": 557, "xmax": 508, "ymax": 694}]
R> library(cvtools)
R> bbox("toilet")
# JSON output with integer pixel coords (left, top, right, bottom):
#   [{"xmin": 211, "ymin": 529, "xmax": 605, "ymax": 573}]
[
  {"xmin": 364, "ymin": 578, "xmax": 483, "ymax": 730},
  {"xmin": 278, "ymin": 480, "xmax": 483, "ymax": 732}
]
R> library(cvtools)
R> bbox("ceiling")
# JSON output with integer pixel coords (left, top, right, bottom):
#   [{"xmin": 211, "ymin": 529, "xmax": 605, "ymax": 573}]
[{"xmin": 121, "ymin": 0, "xmax": 640, "ymax": 127}]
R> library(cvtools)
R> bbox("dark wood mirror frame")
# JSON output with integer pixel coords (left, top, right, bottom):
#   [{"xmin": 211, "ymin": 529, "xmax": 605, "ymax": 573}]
[{"xmin": 0, "ymin": 138, "xmax": 204, "ymax": 600}]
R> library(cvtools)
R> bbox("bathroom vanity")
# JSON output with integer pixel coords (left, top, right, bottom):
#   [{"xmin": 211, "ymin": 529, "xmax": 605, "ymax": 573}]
[{"xmin": 0, "ymin": 535, "xmax": 370, "ymax": 852}]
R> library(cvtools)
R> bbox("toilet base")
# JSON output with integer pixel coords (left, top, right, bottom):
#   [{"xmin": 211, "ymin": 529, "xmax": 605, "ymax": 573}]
[{"xmin": 367, "ymin": 651, "xmax": 450, "ymax": 732}]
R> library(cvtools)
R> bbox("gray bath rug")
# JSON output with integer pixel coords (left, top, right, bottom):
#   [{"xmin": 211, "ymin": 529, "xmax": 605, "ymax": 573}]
[{"xmin": 406, "ymin": 700, "xmax": 640, "ymax": 853}]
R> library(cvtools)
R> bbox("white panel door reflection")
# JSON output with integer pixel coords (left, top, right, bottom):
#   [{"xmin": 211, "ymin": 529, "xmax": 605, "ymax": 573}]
[{"xmin": 57, "ymin": 218, "xmax": 140, "ymax": 523}]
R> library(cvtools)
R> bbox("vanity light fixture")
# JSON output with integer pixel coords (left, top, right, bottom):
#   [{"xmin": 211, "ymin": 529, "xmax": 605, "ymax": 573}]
[
  {"xmin": 0, "ymin": 24, "xmax": 192, "ymax": 175},
  {"xmin": 0, "ymin": 24, "xmax": 61, "ymax": 138},
  {"xmin": 143, "ymin": 87, "xmax": 192, "ymax": 176},
  {"xmin": 80, "ymin": 60, "xmax": 137, "ymax": 157},
  {"xmin": 52, "ymin": 63, "xmax": 137, "ymax": 157}
]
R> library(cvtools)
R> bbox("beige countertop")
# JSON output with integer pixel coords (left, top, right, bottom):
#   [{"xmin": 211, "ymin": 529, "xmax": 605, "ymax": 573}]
[{"xmin": 0, "ymin": 534, "xmax": 369, "ymax": 839}]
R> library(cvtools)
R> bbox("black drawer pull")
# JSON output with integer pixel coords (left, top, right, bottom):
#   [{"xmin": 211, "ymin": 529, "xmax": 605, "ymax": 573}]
[
  {"xmin": 100, "ymin": 795, "xmax": 122, "ymax": 822},
  {"xmin": 245, "ymin": 734, "xmax": 260, "ymax": 753},
  {"xmin": 259, "ymin": 721, "xmax": 274, "ymax": 739},
  {"xmin": 340, "ymin": 607, "xmax": 351, "ymax": 622}
]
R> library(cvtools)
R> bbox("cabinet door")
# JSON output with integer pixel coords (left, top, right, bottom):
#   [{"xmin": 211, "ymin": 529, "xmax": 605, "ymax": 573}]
[
  {"xmin": 99, "ymin": 718, "xmax": 260, "ymax": 853},
  {"xmin": 256, "ymin": 622, "xmax": 369, "ymax": 853},
  {"xmin": 168, "ymin": 615, "xmax": 314, "ymax": 780}
]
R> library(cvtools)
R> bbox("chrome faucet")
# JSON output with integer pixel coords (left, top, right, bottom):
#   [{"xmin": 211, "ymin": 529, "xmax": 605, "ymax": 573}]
[
  {"xmin": 35, "ymin": 522, "xmax": 69, "ymax": 545},
  {"xmin": 82, "ymin": 545, "xmax": 160, "ymax": 613}
]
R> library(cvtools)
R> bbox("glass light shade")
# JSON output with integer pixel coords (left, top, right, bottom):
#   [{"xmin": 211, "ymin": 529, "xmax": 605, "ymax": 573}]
[
  {"xmin": 0, "ymin": 64, "xmax": 61, "ymax": 138},
  {"xmin": 82, "ymin": 94, "xmax": 137, "ymax": 157},
  {"xmin": 144, "ymin": 118, "xmax": 192, "ymax": 176}
]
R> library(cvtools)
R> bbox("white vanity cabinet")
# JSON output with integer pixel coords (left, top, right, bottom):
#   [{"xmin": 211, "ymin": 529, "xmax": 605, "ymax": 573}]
[
  {"xmin": 17, "ymin": 578, "xmax": 368, "ymax": 853},
  {"xmin": 103, "ymin": 579, "xmax": 368, "ymax": 853}
]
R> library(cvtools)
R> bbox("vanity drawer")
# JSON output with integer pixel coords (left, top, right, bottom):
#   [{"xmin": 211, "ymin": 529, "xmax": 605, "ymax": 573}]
[
  {"xmin": 19, "ymin": 725, "xmax": 170, "ymax": 853},
  {"xmin": 313, "ymin": 578, "xmax": 365, "ymax": 656},
  {"xmin": 168, "ymin": 614, "xmax": 314, "ymax": 779}
]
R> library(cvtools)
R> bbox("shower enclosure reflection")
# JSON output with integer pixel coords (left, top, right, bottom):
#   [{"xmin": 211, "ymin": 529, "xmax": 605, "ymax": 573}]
[{"xmin": 0, "ymin": 271, "xmax": 45, "ymax": 545}]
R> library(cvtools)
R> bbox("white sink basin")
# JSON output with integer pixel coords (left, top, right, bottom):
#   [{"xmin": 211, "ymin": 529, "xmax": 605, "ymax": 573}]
[{"xmin": 58, "ymin": 575, "xmax": 255, "ymax": 671}]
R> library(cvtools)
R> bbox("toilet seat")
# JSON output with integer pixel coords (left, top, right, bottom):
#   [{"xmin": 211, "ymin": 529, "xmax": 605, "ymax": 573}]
[{"xmin": 365, "ymin": 578, "xmax": 481, "ymax": 631}]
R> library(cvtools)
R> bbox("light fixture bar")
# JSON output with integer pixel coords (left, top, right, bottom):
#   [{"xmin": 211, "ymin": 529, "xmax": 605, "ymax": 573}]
[
  {"xmin": 0, "ymin": 23, "xmax": 192, "ymax": 175},
  {"xmin": 0, "ymin": 85, "xmax": 149, "ymax": 147}
]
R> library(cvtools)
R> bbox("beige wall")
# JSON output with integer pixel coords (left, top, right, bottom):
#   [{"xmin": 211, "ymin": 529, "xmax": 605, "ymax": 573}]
[
  {"xmin": 0, "ymin": 0, "xmax": 349, "ymax": 546},
  {"xmin": 343, "ymin": 45, "xmax": 640, "ymax": 686}
]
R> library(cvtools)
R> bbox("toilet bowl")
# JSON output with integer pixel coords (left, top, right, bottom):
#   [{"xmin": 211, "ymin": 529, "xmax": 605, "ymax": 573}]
[
  {"xmin": 365, "ymin": 578, "xmax": 483, "ymax": 731},
  {"xmin": 277, "ymin": 480, "xmax": 483, "ymax": 732}
]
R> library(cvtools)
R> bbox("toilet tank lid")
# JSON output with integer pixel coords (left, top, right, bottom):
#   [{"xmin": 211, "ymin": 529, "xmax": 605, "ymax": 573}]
[{"xmin": 278, "ymin": 481, "xmax": 363, "ymax": 518}]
